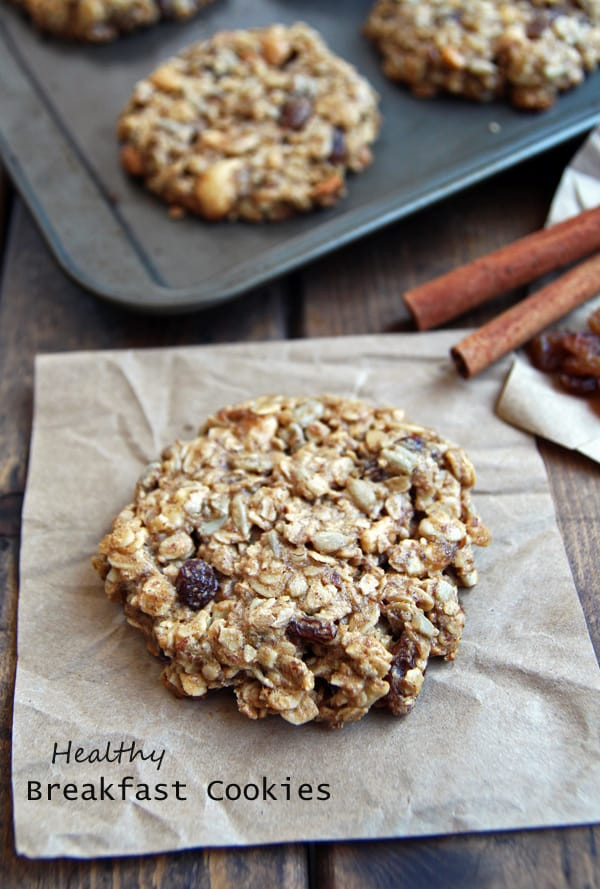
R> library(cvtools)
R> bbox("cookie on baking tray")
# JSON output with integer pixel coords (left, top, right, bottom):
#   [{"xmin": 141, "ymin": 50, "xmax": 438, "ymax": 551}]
[
  {"xmin": 93, "ymin": 395, "xmax": 491, "ymax": 728},
  {"xmin": 11, "ymin": 0, "xmax": 216, "ymax": 42},
  {"xmin": 117, "ymin": 23, "xmax": 381, "ymax": 221},
  {"xmin": 364, "ymin": 0, "xmax": 600, "ymax": 109}
]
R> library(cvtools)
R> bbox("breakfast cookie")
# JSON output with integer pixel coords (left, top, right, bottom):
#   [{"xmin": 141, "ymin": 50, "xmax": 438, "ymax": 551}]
[
  {"xmin": 10, "ymin": 0, "xmax": 215, "ymax": 42},
  {"xmin": 117, "ymin": 23, "xmax": 381, "ymax": 221},
  {"xmin": 94, "ymin": 395, "xmax": 491, "ymax": 728},
  {"xmin": 364, "ymin": 0, "xmax": 600, "ymax": 109}
]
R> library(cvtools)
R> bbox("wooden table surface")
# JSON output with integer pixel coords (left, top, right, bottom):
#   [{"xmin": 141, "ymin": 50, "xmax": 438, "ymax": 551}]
[{"xmin": 0, "ymin": 135, "xmax": 598, "ymax": 888}]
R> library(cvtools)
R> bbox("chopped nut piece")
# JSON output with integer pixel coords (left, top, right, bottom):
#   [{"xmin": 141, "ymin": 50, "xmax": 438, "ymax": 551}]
[
  {"xmin": 311, "ymin": 531, "xmax": 352, "ymax": 554},
  {"xmin": 261, "ymin": 26, "xmax": 293, "ymax": 66},
  {"xmin": 194, "ymin": 159, "xmax": 244, "ymax": 221}
]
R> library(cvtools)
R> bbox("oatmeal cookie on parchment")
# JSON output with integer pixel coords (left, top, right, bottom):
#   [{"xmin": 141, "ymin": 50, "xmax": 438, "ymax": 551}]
[
  {"xmin": 10, "ymin": 0, "xmax": 216, "ymax": 42},
  {"xmin": 117, "ymin": 23, "xmax": 381, "ymax": 221},
  {"xmin": 364, "ymin": 0, "xmax": 600, "ymax": 109},
  {"xmin": 94, "ymin": 395, "xmax": 490, "ymax": 728}
]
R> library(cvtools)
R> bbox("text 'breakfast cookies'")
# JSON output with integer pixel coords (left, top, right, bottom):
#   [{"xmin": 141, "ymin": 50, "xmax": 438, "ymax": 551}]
[
  {"xmin": 117, "ymin": 23, "xmax": 381, "ymax": 221},
  {"xmin": 94, "ymin": 395, "xmax": 491, "ymax": 728}
]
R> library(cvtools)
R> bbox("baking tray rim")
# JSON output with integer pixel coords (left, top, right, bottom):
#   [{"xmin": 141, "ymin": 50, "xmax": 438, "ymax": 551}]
[
  {"xmin": 1, "ymin": 12, "xmax": 600, "ymax": 314},
  {"xmin": 3, "ymin": 113, "xmax": 600, "ymax": 313}
]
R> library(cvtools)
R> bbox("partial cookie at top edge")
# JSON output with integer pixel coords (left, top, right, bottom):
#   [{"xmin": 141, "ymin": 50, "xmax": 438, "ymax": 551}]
[
  {"xmin": 93, "ymin": 394, "xmax": 491, "ymax": 728},
  {"xmin": 10, "ymin": 0, "xmax": 217, "ymax": 43},
  {"xmin": 364, "ymin": 0, "xmax": 600, "ymax": 109},
  {"xmin": 117, "ymin": 23, "xmax": 381, "ymax": 222}
]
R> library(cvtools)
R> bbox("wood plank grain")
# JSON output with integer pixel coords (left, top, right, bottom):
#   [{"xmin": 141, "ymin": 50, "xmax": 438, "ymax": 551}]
[
  {"xmin": 0, "ymin": 198, "xmax": 288, "ymax": 497},
  {"xmin": 207, "ymin": 846, "xmax": 308, "ymax": 889},
  {"xmin": 538, "ymin": 440, "xmax": 600, "ymax": 654},
  {"xmin": 0, "ymin": 199, "xmax": 306, "ymax": 889},
  {"xmin": 316, "ymin": 829, "xmax": 599, "ymax": 889},
  {"xmin": 301, "ymin": 139, "xmax": 600, "ymax": 889}
]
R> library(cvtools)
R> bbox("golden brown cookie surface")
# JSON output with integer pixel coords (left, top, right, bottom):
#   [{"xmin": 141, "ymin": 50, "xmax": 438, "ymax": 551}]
[
  {"xmin": 94, "ymin": 395, "xmax": 491, "ymax": 727},
  {"xmin": 365, "ymin": 0, "xmax": 600, "ymax": 109},
  {"xmin": 117, "ymin": 23, "xmax": 380, "ymax": 221},
  {"xmin": 11, "ymin": 0, "xmax": 216, "ymax": 42}
]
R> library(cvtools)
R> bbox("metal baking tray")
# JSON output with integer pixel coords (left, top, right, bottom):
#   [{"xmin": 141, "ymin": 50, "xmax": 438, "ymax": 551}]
[{"xmin": 1, "ymin": 0, "xmax": 600, "ymax": 312}]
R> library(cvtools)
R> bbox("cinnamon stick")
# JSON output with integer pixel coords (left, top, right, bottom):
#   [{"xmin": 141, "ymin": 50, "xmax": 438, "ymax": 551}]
[
  {"xmin": 451, "ymin": 251, "xmax": 600, "ymax": 378},
  {"xmin": 404, "ymin": 205, "xmax": 600, "ymax": 330}
]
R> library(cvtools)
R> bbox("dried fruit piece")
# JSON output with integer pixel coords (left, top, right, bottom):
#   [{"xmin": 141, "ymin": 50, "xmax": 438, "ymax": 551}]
[
  {"xmin": 557, "ymin": 374, "xmax": 598, "ymax": 396},
  {"xmin": 528, "ymin": 312, "xmax": 600, "ymax": 396},
  {"xmin": 528, "ymin": 332, "xmax": 568, "ymax": 372},
  {"xmin": 561, "ymin": 333, "xmax": 600, "ymax": 377},
  {"xmin": 390, "ymin": 637, "xmax": 417, "ymax": 678},
  {"xmin": 386, "ymin": 637, "xmax": 419, "ymax": 716},
  {"xmin": 525, "ymin": 12, "xmax": 550, "ymax": 39},
  {"xmin": 329, "ymin": 128, "xmax": 347, "ymax": 163},
  {"xmin": 287, "ymin": 616, "xmax": 338, "ymax": 644},
  {"xmin": 176, "ymin": 559, "xmax": 218, "ymax": 610},
  {"xmin": 279, "ymin": 96, "xmax": 313, "ymax": 129}
]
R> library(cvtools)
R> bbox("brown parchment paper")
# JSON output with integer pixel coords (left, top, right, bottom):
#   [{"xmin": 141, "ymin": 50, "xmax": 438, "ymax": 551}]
[
  {"xmin": 12, "ymin": 333, "xmax": 600, "ymax": 859},
  {"xmin": 497, "ymin": 125, "xmax": 600, "ymax": 460}
]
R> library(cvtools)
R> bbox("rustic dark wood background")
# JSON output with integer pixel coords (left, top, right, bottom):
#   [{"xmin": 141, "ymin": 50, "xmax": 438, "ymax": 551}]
[{"xmin": 0, "ymin": 137, "xmax": 598, "ymax": 887}]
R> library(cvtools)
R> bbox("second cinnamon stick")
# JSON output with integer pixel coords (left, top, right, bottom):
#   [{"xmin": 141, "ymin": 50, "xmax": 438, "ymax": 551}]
[
  {"xmin": 451, "ymin": 252, "xmax": 600, "ymax": 378},
  {"xmin": 404, "ymin": 205, "xmax": 600, "ymax": 330}
]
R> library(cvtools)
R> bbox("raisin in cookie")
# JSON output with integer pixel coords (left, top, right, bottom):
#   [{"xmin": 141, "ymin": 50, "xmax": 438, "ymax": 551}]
[
  {"xmin": 94, "ymin": 395, "xmax": 490, "ymax": 728},
  {"xmin": 10, "ymin": 0, "xmax": 216, "ymax": 42},
  {"xmin": 365, "ymin": 0, "xmax": 600, "ymax": 109},
  {"xmin": 117, "ymin": 23, "xmax": 380, "ymax": 221}
]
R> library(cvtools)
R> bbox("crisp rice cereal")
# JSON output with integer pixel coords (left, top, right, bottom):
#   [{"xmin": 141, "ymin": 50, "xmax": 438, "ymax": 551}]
[
  {"xmin": 94, "ymin": 395, "xmax": 491, "ymax": 728},
  {"xmin": 117, "ymin": 23, "xmax": 381, "ymax": 221},
  {"xmin": 10, "ymin": 0, "xmax": 216, "ymax": 42},
  {"xmin": 365, "ymin": 0, "xmax": 600, "ymax": 109}
]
